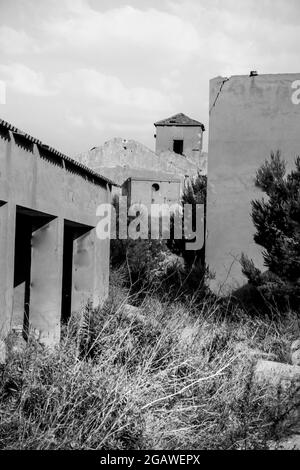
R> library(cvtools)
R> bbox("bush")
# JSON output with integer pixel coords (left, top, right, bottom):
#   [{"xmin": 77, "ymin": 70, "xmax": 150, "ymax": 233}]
[
  {"xmin": 168, "ymin": 172, "xmax": 207, "ymax": 269},
  {"xmin": 241, "ymin": 151, "xmax": 300, "ymax": 311}
]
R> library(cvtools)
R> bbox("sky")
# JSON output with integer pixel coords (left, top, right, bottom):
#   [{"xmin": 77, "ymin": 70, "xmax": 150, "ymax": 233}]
[{"xmin": 1, "ymin": 0, "xmax": 300, "ymax": 155}]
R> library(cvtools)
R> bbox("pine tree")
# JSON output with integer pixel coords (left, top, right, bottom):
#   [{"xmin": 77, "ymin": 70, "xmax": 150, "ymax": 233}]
[
  {"xmin": 241, "ymin": 151, "xmax": 300, "ymax": 309},
  {"xmin": 168, "ymin": 172, "xmax": 206, "ymax": 268}
]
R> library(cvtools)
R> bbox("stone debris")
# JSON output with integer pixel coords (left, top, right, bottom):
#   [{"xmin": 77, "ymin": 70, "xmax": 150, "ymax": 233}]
[
  {"xmin": 0, "ymin": 339, "xmax": 6, "ymax": 364},
  {"xmin": 254, "ymin": 359, "xmax": 300, "ymax": 435},
  {"xmin": 268, "ymin": 434, "xmax": 300, "ymax": 450},
  {"xmin": 291, "ymin": 350, "xmax": 300, "ymax": 366},
  {"xmin": 254, "ymin": 359, "xmax": 300, "ymax": 388},
  {"xmin": 291, "ymin": 339, "xmax": 300, "ymax": 366},
  {"xmin": 291, "ymin": 339, "xmax": 300, "ymax": 353}
]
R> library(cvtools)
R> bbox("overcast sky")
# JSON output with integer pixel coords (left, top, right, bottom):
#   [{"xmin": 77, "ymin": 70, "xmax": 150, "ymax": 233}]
[{"xmin": 1, "ymin": 0, "xmax": 300, "ymax": 155}]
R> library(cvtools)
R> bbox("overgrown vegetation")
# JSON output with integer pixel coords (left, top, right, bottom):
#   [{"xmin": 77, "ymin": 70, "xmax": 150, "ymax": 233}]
[
  {"xmin": 110, "ymin": 173, "xmax": 208, "ymax": 301},
  {"xmin": 0, "ymin": 268, "xmax": 298, "ymax": 450},
  {"xmin": 241, "ymin": 151, "xmax": 300, "ymax": 310},
  {"xmin": 1, "ymin": 159, "xmax": 299, "ymax": 450}
]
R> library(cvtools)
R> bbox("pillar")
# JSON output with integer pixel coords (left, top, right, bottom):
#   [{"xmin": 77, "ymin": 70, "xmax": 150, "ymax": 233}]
[
  {"xmin": 72, "ymin": 228, "xmax": 108, "ymax": 312},
  {"xmin": 0, "ymin": 201, "xmax": 16, "ymax": 338},
  {"xmin": 29, "ymin": 217, "xmax": 64, "ymax": 347}
]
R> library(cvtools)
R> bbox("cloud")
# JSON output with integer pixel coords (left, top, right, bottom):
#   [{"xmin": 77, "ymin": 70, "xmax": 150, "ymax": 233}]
[
  {"xmin": 41, "ymin": 2, "xmax": 201, "ymax": 62},
  {"xmin": 0, "ymin": 26, "xmax": 40, "ymax": 55},
  {"xmin": 167, "ymin": 0, "xmax": 300, "ymax": 76},
  {"xmin": 56, "ymin": 68, "xmax": 181, "ymax": 112},
  {"xmin": 0, "ymin": 63, "xmax": 57, "ymax": 96},
  {"xmin": 1, "ymin": 0, "xmax": 300, "ymax": 155}
]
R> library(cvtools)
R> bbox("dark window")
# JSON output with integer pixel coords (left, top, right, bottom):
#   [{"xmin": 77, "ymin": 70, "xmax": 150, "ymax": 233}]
[
  {"xmin": 173, "ymin": 139, "xmax": 183, "ymax": 155},
  {"xmin": 152, "ymin": 183, "xmax": 160, "ymax": 192}
]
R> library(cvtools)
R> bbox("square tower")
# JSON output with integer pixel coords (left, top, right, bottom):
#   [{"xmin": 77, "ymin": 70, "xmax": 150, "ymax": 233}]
[{"xmin": 154, "ymin": 113, "xmax": 205, "ymax": 162}]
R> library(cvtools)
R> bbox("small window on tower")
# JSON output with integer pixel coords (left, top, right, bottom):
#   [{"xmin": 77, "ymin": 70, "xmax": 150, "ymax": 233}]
[{"xmin": 173, "ymin": 139, "xmax": 183, "ymax": 155}]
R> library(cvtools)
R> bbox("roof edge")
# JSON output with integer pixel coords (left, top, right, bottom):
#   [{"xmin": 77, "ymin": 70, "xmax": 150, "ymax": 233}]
[{"xmin": 0, "ymin": 118, "xmax": 118, "ymax": 187}]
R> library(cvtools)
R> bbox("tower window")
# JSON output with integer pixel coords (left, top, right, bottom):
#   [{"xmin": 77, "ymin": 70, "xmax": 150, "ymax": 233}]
[{"xmin": 173, "ymin": 139, "xmax": 183, "ymax": 155}]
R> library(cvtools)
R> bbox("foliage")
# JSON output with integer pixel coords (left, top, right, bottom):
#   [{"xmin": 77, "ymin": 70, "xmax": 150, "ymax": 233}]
[
  {"xmin": 241, "ymin": 151, "xmax": 300, "ymax": 310},
  {"xmin": 168, "ymin": 172, "xmax": 207, "ymax": 267}
]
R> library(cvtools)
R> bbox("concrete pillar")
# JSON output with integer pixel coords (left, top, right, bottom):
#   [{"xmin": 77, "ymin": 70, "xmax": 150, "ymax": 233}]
[
  {"xmin": 29, "ymin": 217, "xmax": 64, "ymax": 347},
  {"xmin": 72, "ymin": 229, "xmax": 108, "ymax": 312},
  {"xmin": 0, "ymin": 201, "xmax": 16, "ymax": 338}
]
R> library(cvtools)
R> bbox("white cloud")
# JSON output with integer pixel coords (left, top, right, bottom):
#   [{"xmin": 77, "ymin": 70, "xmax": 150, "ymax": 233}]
[
  {"xmin": 0, "ymin": 63, "xmax": 57, "ymax": 96},
  {"xmin": 56, "ymin": 68, "xmax": 181, "ymax": 111},
  {"xmin": 167, "ymin": 0, "xmax": 300, "ymax": 76},
  {"xmin": 42, "ymin": 3, "xmax": 200, "ymax": 59},
  {"xmin": 0, "ymin": 26, "xmax": 40, "ymax": 55},
  {"xmin": 1, "ymin": 0, "xmax": 300, "ymax": 154}
]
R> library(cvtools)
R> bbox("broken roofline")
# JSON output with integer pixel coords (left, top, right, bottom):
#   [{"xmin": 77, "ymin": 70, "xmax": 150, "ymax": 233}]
[
  {"xmin": 0, "ymin": 118, "xmax": 118, "ymax": 187},
  {"xmin": 209, "ymin": 72, "xmax": 300, "ymax": 115},
  {"xmin": 211, "ymin": 72, "xmax": 300, "ymax": 81},
  {"xmin": 154, "ymin": 113, "xmax": 205, "ymax": 131}
]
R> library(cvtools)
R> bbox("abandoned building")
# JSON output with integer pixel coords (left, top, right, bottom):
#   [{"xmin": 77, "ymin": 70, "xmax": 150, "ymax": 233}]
[
  {"xmin": 75, "ymin": 113, "xmax": 206, "ymax": 210},
  {"xmin": 154, "ymin": 113, "xmax": 205, "ymax": 165},
  {"xmin": 207, "ymin": 73, "xmax": 300, "ymax": 294},
  {"xmin": 122, "ymin": 171, "xmax": 181, "ymax": 210},
  {"xmin": 0, "ymin": 118, "xmax": 113, "ymax": 347}
]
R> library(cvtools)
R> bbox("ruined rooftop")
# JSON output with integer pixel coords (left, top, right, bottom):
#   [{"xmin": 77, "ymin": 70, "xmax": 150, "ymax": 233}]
[{"xmin": 154, "ymin": 113, "xmax": 205, "ymax": 130}]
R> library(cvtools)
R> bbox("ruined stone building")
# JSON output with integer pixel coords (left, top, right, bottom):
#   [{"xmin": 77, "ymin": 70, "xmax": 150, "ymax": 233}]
[
  {"xmin": 207, "ymin": 73, "xmax": 300, "ymax": 293},
  {"xmin": 76, "ymin": 113, "xmax": 206, "ymax": 209},
  {"xmin": 154, "ymin": 112, "xmax": 205, "ymax": 166},
  {"xmin": 0, "ymin": 118, "xmax": 113, "ymax": 347},
  {"xmin": 122, "ymin": 173, "xmax": 181, "ymax": 211}
]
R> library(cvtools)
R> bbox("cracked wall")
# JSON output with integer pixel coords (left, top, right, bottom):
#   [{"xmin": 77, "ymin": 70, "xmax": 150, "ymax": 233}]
[{"xmin": 206, "ymin": 73, "xmax": 300, "ymax": 294}]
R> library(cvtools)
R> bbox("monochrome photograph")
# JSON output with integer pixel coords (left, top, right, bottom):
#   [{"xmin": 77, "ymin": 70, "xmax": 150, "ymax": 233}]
[{"xmin": 0, "ymin": 0, "xmax": 299, "ymax": 461}]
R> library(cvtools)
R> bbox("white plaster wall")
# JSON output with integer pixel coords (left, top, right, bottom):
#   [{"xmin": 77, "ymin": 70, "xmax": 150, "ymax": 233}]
[
  {"xmin": 155, "ymin": 126, "xmax": 203, "ymax": 163},
  {"xmin": 129, "ymin": 179, "xmax": 181, "ymax": 210},
  {"xmin": 207, "ymin": 73, "xmax": 300, "ymax": 293}
]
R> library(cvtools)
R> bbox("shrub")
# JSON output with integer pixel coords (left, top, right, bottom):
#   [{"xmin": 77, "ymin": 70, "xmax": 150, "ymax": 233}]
[
  {"xmin": 168, "ymin": 172, "xmax": 206, "ymax": 269},
  {"xmin": 241, "ymin": 151, "xmax": 300, "ymax": 311}
]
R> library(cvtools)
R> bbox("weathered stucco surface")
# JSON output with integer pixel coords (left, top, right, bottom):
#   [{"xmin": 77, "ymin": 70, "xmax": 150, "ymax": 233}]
[
  {"xmin": 0, "ymin": 121, "xmax": 111, "ymax": 346},
  {"xmin": 76, "ymin": 137, "xmax": 207, "ymax": 187},
  {"xmin": 207, "ymin": 73, "xmax": 300, "ymax": 293},
  {"xmin": 155, "ymin": 125, "xmax": 204, "ymax": 165},
  {"xmin": 122, "ymin": 177, "xmax": 181, "ymax": 211}
]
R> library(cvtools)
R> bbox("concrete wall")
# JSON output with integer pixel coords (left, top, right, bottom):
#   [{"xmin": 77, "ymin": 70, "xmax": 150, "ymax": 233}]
[
  {"xmin": 207, "ymin": 73, "xmax": 300, "ymax": 293},
  {"xmin": 0, "ymin": 124, "xmax": 111, "ymax": 345},
  {"xmin": 123, "ymin": 178, "xmax": 181, "ymax": 211},
  {"xmin": 155, "ymin": 126, "xmax": 203, "ymax": 164}
]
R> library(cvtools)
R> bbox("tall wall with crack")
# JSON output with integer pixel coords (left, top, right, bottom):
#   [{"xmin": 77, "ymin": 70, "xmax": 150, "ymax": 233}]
[{"xmin": 206, "ymin": 73, "xmax": 300, "ymax": 294}]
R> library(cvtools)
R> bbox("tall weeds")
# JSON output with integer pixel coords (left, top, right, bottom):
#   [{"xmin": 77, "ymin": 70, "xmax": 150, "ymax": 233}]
[{"xmin": 0, "ymin": 272, "xmax": 298, "ymax": 449}]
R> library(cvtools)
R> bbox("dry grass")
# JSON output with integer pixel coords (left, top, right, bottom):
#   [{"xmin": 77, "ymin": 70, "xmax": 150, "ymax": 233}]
[{"xmin": 0, "ymin": 270, "xmax": 299, "ymax": 450}]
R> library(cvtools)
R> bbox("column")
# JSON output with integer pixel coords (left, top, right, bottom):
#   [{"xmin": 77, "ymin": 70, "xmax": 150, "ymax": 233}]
[
  {"xmin": 71, "ymin": 228, "xmax": 108, "ymax": 313},
  {"xmin": 0, "ymin": 201, "xmax": 16, "ymax": 338},
  {"xmin": 29, "ymin": 217, "xmax": 64, "ymax": 347}
]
